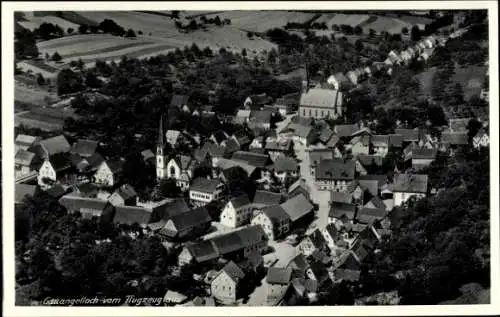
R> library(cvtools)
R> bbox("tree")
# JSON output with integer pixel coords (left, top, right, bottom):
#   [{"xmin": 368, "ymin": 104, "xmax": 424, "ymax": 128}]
[
  {"xmin": 247, "ymin": 31, "xmax": 254, "ymax": 39},
  {"xmin": 125, "ymin": 29, "xmax": 136, "ymax": 38},
  {"xmin": 401, "ymin": 26, "xmax": 409, "ymax": 35},
  {"xmin": 175, "ymin": 21, "xmax": 182, "ymax": 29},
  {"xmin": 171, "ymin": 10, "xmax": 180, "ymax": 19},
  {"xmin": 411, "ymin": 25, "xmax": 421, "ymax": 41},
  {"xmin": 67, "ymin": 27, "xmax": 74, "ymax": 35},
  {"xmin": 224, "ymin": 18, "xmax": 231, "ymax": 25},
  {"xmin": 15, "ymin": 29, "xmax": 39, "ymax": 59},
  {"xmin": 51, "ymin": 51, "xmax": 62, "ymax": 62},
  {"xmin": 36, "ymin": 73, "xmax": 45, "ymax": 86},
  {"xmin": 214, "ymin": 16, "xmax": 222, "ymax": 26},
  {"xmin": 78, "ymin": 24, "xmax": 89, "ymax": 34},
  {"xmin": 354, "ymin": 26, "xmax": 363, "ymax": 35},
  {"xmin": 355, "ymin": 39, "xmax": 364, "ymax": 52},
  {"xmin": 241, "ymin": 48, "xmax": 247, "ymax": 57},
  {"xmin": 85, "ymin": 71, "xmax": 102, "ymax": 88},
  {"xmin": 56, "ymin": 68, "xmax": 83, "ymax": 95},
  {"xmin": 369, "ymin": 28, "xmax": 376, "ymax": 38}
]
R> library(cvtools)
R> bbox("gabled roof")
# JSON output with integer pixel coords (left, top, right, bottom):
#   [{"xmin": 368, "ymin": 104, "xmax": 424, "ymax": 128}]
[
  {"xmin": 394, "ymin": 128, "xmax": 420, "ymax": 142},
  {"xmin": 366, "ymin": 196, "xmax": 386, "ymax": 209},
  {"xmin": 105, "ymin": 159, "xmax": 124, "ymax": 174},
  {"xmin": 186, "ymin": 240, "xmax": 219, "ymax": 263},
  {"xmin": 334, "ymin": 268, "xmax": 361, "ymax": 282},
  {"xmin": 287, "ymin": 253, "xmax": 310, "ymax": 272},
  {"xmin": 229, "ymin": 195, "xmax": 251, "ymax": 210},
  {"xmin": 252, "ymin": 190, "xmax": 283, "ymax": 207},
  {"xmin": 173, "ymin": 155, "xmax": 194, "ymax": 170},
  {"xmin": 308, "ymin": 149, "xmax": 334, "ymax": 166},
  {"xmin": 250, "ymin": 110, "xmax": 273, "ymax": 124},
  {"xmin": 301, "ymin": 88, "xmax": 343, "ymax": 109},
  {"xmin": 46, "ymin": 184, "xmax": 67, "ymax": 198},
  {"xmin": 15, "ymin": 184, "xmax": 37, "ymax": 203},
  {"xmin": 113, "ymin": 205, "xmax": 152, "ymax": 226},
  {"xmin": 16, "ymin": 134, "xmax": 40, "ymax": 147},
  {"xmin": 231, "ymin": 151, "xmax": 269, "ymax": 168},
  {"xmin": 170, "ymin": 94, "xmax": 190, "ymax": 107},
  {"xmin": 211, "ymin": 130, "xmax": 229, "ymax": 144},
  {"xmin": 324, "ymin": 223, "xmax": 339, "ymax": 239},
  {"xmin": 151, "ymin": 198, "xmax": 190, "ymax": 221},
  {"xmin": 247, "ymin": 93, "xmax": 270, "ymax": 106},
  {"xmin": 219, "ymin": 261, "xmax": 245, "ymax": 283},
  {"xmin": 284, "ymin": 122, "xmax": 313, "ymax": 138},
  {"xmin": 304, "ymin": 229, "xmax": 326, "ymax": 249},
  {"xmin": 330, "ymin": 191, "xmax": 352, "ymax": 204},
  {"xmin": 326, "ymin": 134, "xmax": 340, "ymax": 148},
  {"xmin": 58, "ymin": 195, "xmax": 111, "ymax": 213},
  {"xmin": 371, "ymin": 135, "xmax": 389, "ymax": 147},
  {"xmin": 356, "ymin": 179, "xmax": 380, "ymax": 197},
  {"xmin": 39, "ymin": 135, "xmax": 71, "ymax": 156},
  {"xmin": 235, "ymin": 225, "xmax": 267, "ymax": 248},
  {"xmin": 329, "ymin": 202, "xmax": 356, "ymax": 220},
  {"xmin": 280, "ymin": 193, "xmax": 314, "ymax": 222},
  {"xmin": 316, "ymin": 159, "xmax": 356, "ymax": 181},
  {"xmin": 261, "ymin": 205, "xmax": 291, "ymax": 225},
  {"xmin": 222, "ymin": 138, "xmax": 240, "ymax": 155},
  {"xmin": 78, "ymin": 153, "xmax": 105, "ymax": 172},
  {"xmin": 273, "ymin": 156, "xmax": 298, "ymax": 173},
  {"xmin": 412, "ymin": 148, "xmax": 438, "ymax": 160},
  {"xmin": 166, "ymin": 130, "xmax": 181, "ymax": 143},
  {"xmin": 216, "ymin": 158, "xmax": 256, "ymax": 176},
  {"xmin": 15, "ymin": 150, "xmax": 36, "ymax": 165},
  {"xmin": 113, "ymin": 184, "xmax": 137, "ymax": 201},
  {"xmin": 211, "ymin": 225, "xmax": 266, "ymax": 255},
  {"xmin": 392, "ymin": 174, "xmax": 428, "ymax": 193},
  {"xmin": 288, "ymin": 178, "xmax": 309, "ymax": 194},
  {"xmin": 449, "ymin": 118, "xmax": 472, "ymax": 132},
  {"xmin": 233, "ymin": 130, "xmax": 251, "ymax": 145},
  {"xmin": 335, "ymin": 124, "xmax": 359, "ymax": 138},
  {"xmin": 265, "ymin": 138, "xmax": 292, "ymax": 151},
  {"xmin": 355, "ymin": 207, "xmax": 388, "ymax": 225},
  {"xmin": 318, "ymin": 126, "xmax": 334, "ymax": 144},
  {"xmin": 388, "ymin": 134, "xmax": 404, "ymax": 147},
  {"xmin": 441, "ymin": 131, "xmax": 468, "ymax": 145},
  {"xmin": 70, "ymin": 139, "xmax": 98, "ymax": 157},
  {"xmin": 164, "ymin": 206, "xmax": 211, "ymax": 234},
  {"xmin": 355, "ymin": 154, "xmax": 383, "ymax": 167},
  {"xmin": 267, "ymin": 267, "xmax": 293, "ymax": 285},
  {"xmin": 190, "ymin": 178, "xmax": 222, "ymax": 193},
  {"xmin": 47, "ymin": 153, "xmax": 72, "ymax": 171},
  {"xmin": 141, "ymin": 149, "xmax": 155, "ymax": 161}
]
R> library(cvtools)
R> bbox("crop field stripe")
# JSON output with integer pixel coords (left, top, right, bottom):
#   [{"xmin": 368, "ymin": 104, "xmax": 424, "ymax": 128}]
[
  {"xmin": 23, "ymin": 60, "xmax": 59, "ymax": 73},
  {"xmin": 76, "ymin": 43, "xmax": 176, "ymax": 62},
  {"xmin": 38, "ymin": 35, "xmax": 126, "ymax": 50},
  {"xmin": 63, "ymin": 41, "xmax": 155, "ymax": 59}
]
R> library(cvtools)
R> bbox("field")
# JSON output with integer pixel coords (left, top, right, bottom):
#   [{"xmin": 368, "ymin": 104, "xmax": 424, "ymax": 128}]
[
  {"xmin": 16, "ymin": 60, "xmax": 60, "ymax": 78},
  {"xmin": 451, "ymin": 65, "xmax": 487, "ymax": 100},
  {"xmin": 14, "ymin": 84, "xmax": 59, "ymax": 111},
  {"xmin": 17, "ymin": 12, "xmax": 80, "ymax": 32},
  {"xmin": 315, "ymin": 13, "xmax": 371, "ymax": 28},
  {"xmin": 416, "ymin": 67, "xmax": 437, "ymax": 97},
  {"xmin": 359, "ymin": 15, "xmax": 431, "ymax": 34}
]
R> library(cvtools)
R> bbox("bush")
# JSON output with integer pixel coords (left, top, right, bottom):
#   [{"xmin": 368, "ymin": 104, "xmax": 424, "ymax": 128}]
[
  {"xmin": 125, "ymin": 29, "xmax": 136, "ymax": 38},
  {"xmin": 51, "ymin": 52, "xmax": 62, "ymax": 62}
]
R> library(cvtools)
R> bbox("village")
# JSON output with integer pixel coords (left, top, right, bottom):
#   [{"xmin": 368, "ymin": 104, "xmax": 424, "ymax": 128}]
[{"xmin": 13, "ymin": 12, "xmax": 491, "ymax": 306}]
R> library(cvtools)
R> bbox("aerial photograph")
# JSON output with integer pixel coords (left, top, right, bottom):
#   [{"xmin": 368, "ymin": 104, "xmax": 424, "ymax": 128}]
[{"xmin": 12, "ymin": 8, "xmax": 491, "ymax": 307}]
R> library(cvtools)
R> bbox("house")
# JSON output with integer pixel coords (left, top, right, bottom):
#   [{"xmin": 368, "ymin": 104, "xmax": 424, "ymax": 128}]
[
  {"xmin": 160, "ymin": 206, "xmax": 212, "ymax": 240},
  {"xmin": 58, "ymin": 195, "xmax": 114, "ymax": 220},
  {"xmin": 178, "ymin": 240, "xmax": 219, "ymax": 267},
  {"xmin": 170, "ymin": 94, "xmax": 190, "ymax": 111},
  {"xmin": 265, "ymin": 138, "xmax": 293, "ymax": 161},
  {"xmin": 108, "ymin": 184, "xmax": 137, "ymax": 206},
  {"xmin": 37, "ymin": 154, "xmax": 72, "ymax": 188},
  {"xmin": 440, "ymin": 131, "xmax": 469, "ymax": 151},
  {"xmin": 112, "ymin": 205, "xmax": 152, "ymax": 228},
  {"xmin": 473, "ymin": 129, "xmax": 489, "ymax": 148},
  {"xmin": 410, "ymin": 148, "xmax": 437, "ymax": 171},
  {"xmin": 281, "ymin": 193, "xmax": 314, "ymax": 225},
  {"xmin": 73, "ymin": 153, "xmax": 105, "ymax": 177},
  {"xmin": 211, "ymin": 261, "xmax": 246, "ymax": 304},
  {"xmin": 15, "ymin": 134, "xmax": 41, "ymax": 152},
  {"xmin": 371, "ymin": 135, "xmax": 390, "ymax": 157},
  {"xmin": 388, "ymin": 134, "xmax": 404, "ymax": 149},
  {"xmin": 210, "ymin": 130, "xmax": 230, "ymax": 146},
  {"xmin": 266, "ymin": 267, "xmax": 293, "ymax": 301},
  {"xmin": 15, "ymin": 184, "xmax": 38, "ymax": 205},
  {"xmin": 220, "ymin": 195, "xmax": 253, "ymax": 228},
  {"xmin": 220, "ymin": 138, "xmax": 241, "ymax": 157},
  {"xmin": 15, "ymin": 149, "xmax": 41, "ymax": 178},
  {"xmin": 299, "ymin": 88, "xmax": 343, "ymax": 120},
  {"xmin": 394, "ymin": 128, "xmax": 423, "ymax": 144},
  {"xmin": 141, "ymin": 149, "xmax": 155, "ymax": 165},
  {"xmin": 252, "ymin": 190, "xmax": 284, "ymax": 210},
  {"xmin": 349, "ymin": 132, "xmax": 371, "ymax": 155},
  {"xmin": 94, "ymin": 159, "xmax": 124, "ymax": 187},
  {"xmin": 346, "ymin": 180, "xmax": 372, "ymax": 206},
  {"xmin": 31, "ymin": 135, "xmax": 71, "ymax": 159},
  {"xmin": 166, "ymin": 155, "xmax": 198, "ymax": 191},
  {"xmin": 358, "ymin": 174, "xmax": 387, "ymax": 195},
  {"xmin": 332, "ymin": 268, "xmax": 361, "ymax": 283},
  {"xmin": 70, "ymin": 139, "xmax": 99, "ymax": 158},
  {"xmin": 353, "ymin": 154, "xmax": 384, "ymax": 175},
  {"xmin": 189, "ymin": 178, "xmax": 225, "ymax": 207},
  {"xmin": 326, "ymin": 72, "xmax": 350, "ymax": 91},
  {"xmin": 315, "ymin": 159, "xmax": 356, "ymax": 192},
  {"xmin": 330, "ymin": 191, "xmax": 353, "ymax": 204},
  {"xmin": 346, "ymin": 69, "xmax": 364, "ymax": 85},
  {"xmin": 272, "ymin": 156, "xmax": 299, "ymax": 183},
  {"xmin": 308, "ymin": 149, "xmax": 335, "ymax": 176},
  {"xmin": 355, "ymin": 207, "xmax": 388, "ymax": 225},
  {"xmin": 249, "ymin": 136, "xmax": 265, "ymax": 149},
  {"xmin": 231, "ymin": 130, "xmax": 252, "ymax": 148},
  {"xmin": 329, "ymin": 202, "xmax": 356, "ymax": 226},
  {"xmin": 448, "ymin": 118, "xmax": 472, "ymax": 132},
  {"xmin": 244, "ymin": 93, "xmax": 271, "ymax": 110},
  {"xmin": 281, "ymin": 122, "xmax": 314, "ymax": 146},
  {"xmin": 321, "ymin": 223, "xmax": 342, "ymax": 254},
  {"xmin": 251, "ymin": 205, "xmax": 291, "ymax": 241},
  {"xmin": 274, "ymin": 93, "xmax": 299, "ymax": 116},
  {"xmin": 250, "ymin": 110, "xmax": 273, "ymax": 130},
  {"xmin": 288, "ymin": 178, "xmax": 310, "ymax": 200},
  {"xmin": 334, "ymin": 250, "xmax": 362, "ymax": 271},
  {"xmin": 210, "ymin": 225, "xmax": 268, "ymax": 261},
  {"xmin": 46, "ymin": 183, "xmax": 68, "ymax": 199},
  {"xmin": 231, "ymin": 150, "xmax": 271, "ymax": 179},
  {"xmin": 334, "ymin": 123, "xmax": 360, "ymax": 138},
  {"xmin": 364, "ymin": 196, "xmax": 387, "ymax": 210},
  {"xmin": 296, "ymin": 229, "xmax": 327, "ymax": 257},
  {"xmin": 392, "ymin": 174, "xmax": 428, "ymax": 206},
  {"xmin": 235, "ymin": 109, "xmax": 252, "ymax": 124},
  {"xmin": 163, "ymin": 290, "xmax": 188, "ymax": 306},
  {"xmin": 165, "ymin": 130, "xmax": 183, "ymax": 147}
]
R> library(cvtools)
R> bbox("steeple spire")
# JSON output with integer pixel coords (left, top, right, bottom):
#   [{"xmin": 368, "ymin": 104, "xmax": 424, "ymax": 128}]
[{"xmin": 158, "ymin": 115, "xmax": 164, "ymax": 147}]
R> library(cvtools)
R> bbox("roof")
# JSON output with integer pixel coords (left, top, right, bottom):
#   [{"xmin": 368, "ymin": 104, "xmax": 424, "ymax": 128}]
[
  {"xmin": 261, "ymin": 205, "xmax": 291, "ymax": 225},
  {"xmin": 150, "ymin": 198, "xmax": 190, "ymax": 221},
  {"xmin": 113, "ymin": 205, "xmax": 152, "ymax": 226},
  {"xmin": 287, "ymin": 253, "xmax": 310, "ymax": 272},
  {"xmin": 174, "ymin": 155, "xmax": 194, "ymax": 170},
  {"xmin": 300, "ymin": 88, "xmax": 343, "ymax": 109},
  {"xmin": 46, "ymin": 184, "xmax": 67, "ymax": 198},
  {"xmin": 15, "ymin": 134, "xmax": 39, "ymax": 147},
  {"xmin": 186, "ymin": 240, "xmax": 219, "ymax": 262},
  {"xmin": 166, "ymin": 130, "xmax": 181, "ymax": 143},
  {"xmin": 335, "ymin": 124, "xmax": 359, "ymax": 138},
  {"xmin": 331, "ymin": 72, "xmax": 350, "ymax": 84},
  {"xmin": 308, "ymin": 229, "xmax": 327, "ymax": 249},
  {"xmin": 70, "ymin": 139, "xmax": 98, "ymax": 157},
  {"xmin": 236, "ymin": 109, "xmax": 252, "ymax": 118},
  {"xmin": 141, "ymin": 149, "xmax": 155, "ymax": 161},
  {"xmin": 334, "ymin": 269, "xmax": 361, "ymax": 282},
  {"xmin": 39, "ymin": 135, "xmax": 71, "ymax": 156},
  {"xmin": 190, "ymin": 178, "xmax": 222, "ymax": 193},
  {"xmin": 308, "ymin": 149, "xmax": 334, "ymax": 166},
  {"xmin": 412, "ymin": 148, "xmax": 438, "ymax": 160},
  {"xmin": 247, "ymin": 93, "xmax": 270, "ymax": 106},
  {"xmin": 389, "ymin": 134, "xmax": 404, "ymax": 147},
  {"xmin": 318, "ymin": 126, "xmax": 334, "ymax": 144},
  {"xmin": 170, "ymin": 94, "xmax": 190, "ymax": 107},
  {"xmin": 288, "ymin": 178, "xmax": 309, "ymax": 194},
  {"xmin": 449, "ymin": 118, "xmax": 472, "ymax": 132},
  {"xmin": 220, "ymin": 261, "xmax": 245, "ymax": 283},
  {"xmin": 211, "ymin": 130, "xmax": 229, "ymax": 144},
  {"xmin": 114, "ymin": 184, "xmax": 137, "ymax": 201},
  {"xmin": 58, "ymin": 195, "xmax": 111, "ymax": 213},
  {"xmin": 222, "ymin": 138, "xmax": 240, "ymax": 155},
  {"xmin": 316, "ymin": 159, "xmax": 356, "ymax": 181},
  {"xmin": 356, "ymin": 154, "xmax": 383, "ymax": 167},
  {"xmin": 47, "ymin": 153, "xmax": 72, "ymax": 171},
  {"xmin": 284, "ymin": 122, "xmax": 313, "ymax": 139},
  {"xmin": 211, "ymin": 233, "xmax": 243, "ymax": 255},
  {"xmin": 280, "ymin": 194, "xmax": 314, "ymax": 222},
  {"xmin": 441, "ymin": 131, "xmax": 468, "ymax": 145},
  {"xmin": 394, "ymin": 128, "xmax": 420, "ymax": 142},
  {"xmin": 235, "ymin": 225, "xmax": 267, "ymax": 248},
  {"xmin": 231, "ymin": 151, "xmax": 269, "ymax": 168},
  {"xmin": 356, "ymin": 179, "xmax": 379, "ymax": 196},
  {"xmin": 366, "ymin": 196, "xmax": 386, "ymax": 209},
  {"xmin": 355, "ymin": 207, "xmax": 388, "ymax": 225},
  {"xmin": 103, "ymin": 159, "xmax": 124, "ymax": 174},
  {"xmin": 252, "ymin": 190, "xmax": 283, "ymax": 208},
  {"xmin": 78, "ymin": 153, "xmax": 105, "ymax": 172},
  {"xmin": 267, "ymin": 267, "xmax": 293, "ymax": 285},
  {"xmin": 265, "ymin": 138, "xmax": 292, "ymax": 151},
  {"xmin": 371, "ymin": 135, "xmax": 389, "ymax": 147},
  {"xmin": 229, "ymin": 195, "xmax": 251, "ymax": 210},
  {"xmin": 233, "ymin": 130, "xmax": 251, "ymax": 145},
  {"xmin": 330, "ymin": 191, "xmax": 352, "ymax": 204},
  {"xmin": 164, "ymin": 290, "xmax": 188, "ymax": 303},
  {"xmin": 273, "ymin": 156, "xmax": 298, "ymax": 173},
  {"xmin": 15, "ymin": 150, "xmax": 36, "ymax": 165},
  {"xmin": 250, "ymin": 110, "xmax": 273, "ymax": 124},
  {"xmin": 350, "ymin": 134, "xmax": 371, "ymax": 146},
  {"xmin": 216, "ymin": 158, "xmax": 256, "ymax": 177},
  {"xmin": 15, "ymin": 184, "xmax": 37, "ymax": 203},
  {"xmin": 392, "ymin": 174, "xmax": 428, "ymax": 193},
  {"xmin": 164, "ymin": 206, "xmax": 211, "ymax": 234},
  {"xmin": 326, "ymin": 134, "xmax": 340, "ymax": 148},
  {"xmin": 329, "ymin": 202, "xmax": 356, "ymax": 220},
  {"xmin": 324, "ymin": 223, "xmax": 338, "ymax": 239}
]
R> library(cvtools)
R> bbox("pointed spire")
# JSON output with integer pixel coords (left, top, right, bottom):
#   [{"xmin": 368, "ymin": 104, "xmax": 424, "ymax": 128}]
[{"xmin": 158, "ymin": 115, "xmax": 164, "ymax": 147}]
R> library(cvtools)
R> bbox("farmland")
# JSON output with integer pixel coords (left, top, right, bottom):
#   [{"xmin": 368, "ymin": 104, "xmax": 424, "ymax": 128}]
[
  {"xmin": 451, "ymin": 65, "xmax": 487, "ymax": 100},
  {"xmin": 17, "ymin": 12, "xmax": 80, "ymax": 32}
]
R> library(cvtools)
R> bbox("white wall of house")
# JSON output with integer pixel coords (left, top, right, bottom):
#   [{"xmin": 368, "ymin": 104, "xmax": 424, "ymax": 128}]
[
  {"xmin": 394, "ymin": 192, "xmax": 426, "ymax": 207},
  {"xmin": 95, "ymin": 163, "xmax": 115, "ymax": 186},
  {"xmin": 178, "ymin": 247, "xmax": 194, "ymax": 266},
  {"xmin": 38, "ymin": 160, "xmax": 56, "ymax": 186},
  {"xmin": 167, "ymin": 159, "xmax": 181, "ymax": 179},
  {"xmin": 251, "ymin": 213, "xmax": 275, "ymax": 241},
  {"xmin": 211, "ymin": 271, "xmax": 238, "ymax": 303}
]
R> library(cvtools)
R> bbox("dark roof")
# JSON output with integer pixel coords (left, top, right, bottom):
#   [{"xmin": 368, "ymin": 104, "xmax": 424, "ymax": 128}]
[
  {"xmin": 330, "ymin": 191, "xmax": 352, "ymax": 204},
  {"xmin": 412, "ymin": 148, "xmax": 438, "ymax": 159},
  {"xmin": 105, "ymin": 159, "xmax": 124, "ymax": 174},
  {"xmin": 48, "ymin": 153, "xmax": 72, "ymax": 171},
  {"xmin": 74, "ymin": 183, "xmax": 99, "ymax": 197},
  {"xmin": 356, "ymin": 179, "xmax": 379, "ymax": 196},
  {"xmin": 187, "ymin": 240, "xmax": 219, "ymax": 263},
  {"xmin": 232, "ymin": 151, "xmax": 269, "ymax": 168},
  {"xmin": 287, "ymin": 253, "xmax": 310, "ymax": 272},
  {"xmin": 307, "ymin": 229, "xmax": 327, "ymax": 249},
  {"xmin": 334, "ymin": 268, "xmax": 361, "ymax": 282},
  {"xmin": 114, "ymin": 184, "xmax": 137, "ymax": 201},
  {"xmin": 46, "ymin": 184, "xmax": 67, "ymax": 198},
  {"xmin": 355, "ymin": 207, "xmax": 388, "ymax": 225},
  {"xmin": 392, "ymin": 174, "xmax": 428, "ymax": 193},
  {"xmin": 308, "ymin": 149, "xmax": 334, "ymax": 166},
  {"xmin": 15, "ymin": 184, "xmax": 37, "ymax": 203},
  {"xmin": 267, "ymin": 267, "xmax": 293, "ymax": 285},
  {"xmin": 358, "ymin": 174, "xmax": 387, "ymax": 184},
  {"xmin": 356, "ymin": 154, "xmax": 383, "ymax": 167},
  {"xmin": 190, "ymin": 178, "xmax": 222, "ymax": 193},
  {"xmin": 173, "ymin": 155, "xmax": 195, "ymax": 170},
  {"xmin": 394, "ymin": 128, "xmax": 420, "ymax": 142},
  {"xmin": 335, "ymin": 124, "xmax": 359, "ymax": 138},
  {"xmin": 252, "ymin": 190, "xmax": 283, "ymax": 208},
  {"xmin": 326, "ymin": 134, "xmax": 341, "ymax": 148},
  {"xmin": 211, "ymin": 130, "xmax": 229, "ymax": 144},
  {"xmin": 389, "ymin": 134, "xmax": 404, "ymax": 147},
  {"xmin": 235, "ymin": 225, "xmax": 267, "ymax": 248},
  {"xmin": 211, "ymin": 231, "xmax": 243, "ymax": 255},
  {"xmin": 281, "ymin": 194, "xmax": 314, "ymax": 222},
  {"xmin": 449, "ymin": 118, "xmax": 472, "ymax": 132},
  {"xmin": 58, "ymin": 195, "xmax": 111, "ymax": 213},
  {"xmin": 113, "ymin": 206, "xmax": 152, "ymax": 226},
  {"xmin": 324, "ymin": 223, "xmax": 339, "ymax": 239},
  {"xmin": 79, "ymin": 153, "xmax": 105, "ymax": 172},
  {"xmin": 318, "ymin": 126, "xmax": 334, "ymax": 144},
  {"xmin": 233, "ymin": 130, "xmax": 251, "ymax": 145},
  {"xmin": 261, "ymin": 205, "xmax": 291, "ymax": 225},
  {"xmin": 247, "ymin": 93, "xmax": 270, "ymax": 106},
  {"xmin": 251, "ymin": 110, "xmax": 273, "ymax": 124},
  {"xmin": 329, "ymin": 202, "xmax": 356, "ymax": 220},
  {"xmin": 229, "ymin": 195, "xmax": 251, "ymax": 209},
  {"xmin": 15, "ymin": 150, "xmax": 36, "ymax": 165},
  {"xmin": 366, "ymin": 196, "xmax": 386, "ymax": 209},
  {"xmin": 39, "ymin": 135, "xmax": 71, "ymax": 156},
  {"xmin": 316, "ymin": 159, "xmax": 356, "ymax": 181},
  {"xmin": 441, "ymin": 131, "xmax": 468, "ymax": 145},
  {"xmin": 151, "ymin": 198, "xmax": 190, "ymax": 221},
  {"xmin": 273, "ymin": 156, "xmax": 298, "ymax": 173},
  {"xmin": 222, "ymin": 138, "xmax": 240, "ymax": 155},
  {"xmin": 265, "ymin": 139, "xmax": 292, "ymax": 151},
  {"xmin": 170, "ymin": 94, "xmax": 190, "ymax": 108},
  {"xmin": 371, "ymin": 135, "xmax": 389, "ymax": 147},
  {"xmin": 70, "ymin": 139, "xmax": 98, "ymax": 157},
  {"xmin": 219, "ymin": 261, "xmax": 246, "ymax": 283},
  {"xmin": 165, "ymin": 206, "xmax": 211, "ymax": 233}
]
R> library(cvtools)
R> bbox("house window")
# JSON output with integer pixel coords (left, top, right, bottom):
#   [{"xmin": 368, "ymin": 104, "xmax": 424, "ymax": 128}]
[
  {"xmin": 309, "ymin": 110, "xmax": 312, "ymax": 117},
  {"xmin": 170, "ymin": 166, "xmax": 175, "ymax": 177},
  {"xmin": 321, "ymin": 110, "xmax": 324, "ymax": 117},
  {"xmin": 315, "ymin": 110, "xmax": 318, "ymax": 117}
]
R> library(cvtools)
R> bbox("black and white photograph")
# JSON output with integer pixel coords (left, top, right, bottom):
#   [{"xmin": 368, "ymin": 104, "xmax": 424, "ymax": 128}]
[{"xmin": 2, "ymin": 1, "xmax": 499, "ymax": 315}]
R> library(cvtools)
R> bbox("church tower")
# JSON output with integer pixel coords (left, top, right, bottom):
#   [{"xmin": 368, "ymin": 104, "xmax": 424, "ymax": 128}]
[{"xmin": 156, "ymin": 116, "xmax": 167, "ymax": 179}]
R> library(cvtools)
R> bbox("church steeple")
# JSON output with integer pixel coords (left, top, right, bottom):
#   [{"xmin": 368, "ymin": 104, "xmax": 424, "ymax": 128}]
[{"xmin": 156, "ymin": 115, "xmax": 167, "ymax": 179}]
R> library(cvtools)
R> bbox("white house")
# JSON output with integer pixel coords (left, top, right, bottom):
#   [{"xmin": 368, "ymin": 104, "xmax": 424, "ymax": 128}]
[
  {"xmin": 251, "ymin": 205, "xmax": 291, "ymax": 241},
  {"xmin": 189, "ymin": 178, "xmax": 225, "ymax": 207},
  {"xmin": 211, "ymin": 261, "xmax": 246, "ymax": 304},
  {"xmin": 166, "ymin": 155, "xmax": 197, "ymax": 191},
  {"xmin": 392, "ymin": 174, "xmax": 428, "ymax": 206},
  {"xmin": 473, "ymin": 129, "xmax": 489, "ymax": 148},
  {"xmin": 94, "ymin": 160, "xmax": 124, "ymax": 187},
  {"xmin": 220, "ymin": 195, "xmax": 253, "ymax": 228},
  {"xmin": 326, "ymin": 72, "xmax": 350, "ymax": 91}
]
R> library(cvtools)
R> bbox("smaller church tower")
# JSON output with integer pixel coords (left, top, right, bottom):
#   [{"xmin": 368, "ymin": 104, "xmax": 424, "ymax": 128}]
[{"xmin": 156, "ymin": 116, "xmax": 167, "ymax": 179}]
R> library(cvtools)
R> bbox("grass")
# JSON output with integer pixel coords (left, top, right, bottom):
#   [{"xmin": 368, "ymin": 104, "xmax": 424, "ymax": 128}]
[
  {"xmin": 416, "ymin": 67, "xmax": 437, "ymax": 97},
  {"xmin": 15, "ymin": 84, "xmax": 59, "ymax": 108},
  {"xmin": 73, "ymin": 43, "xmax": 177, "ymax": 63},
  {"xmin": 63, "ymin": 41, "xmax": 155, "ymax": 59},
  {"xmin": 38, "ymin": 34, "xmax": 129, "ymax": 50},
  {"xmin": 23, "ymin": 59, "xmax": 59, "ymax": 73},
  {"xmin": 451, "ymin": 65, "xmax": 487, "ymax": 100}
]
